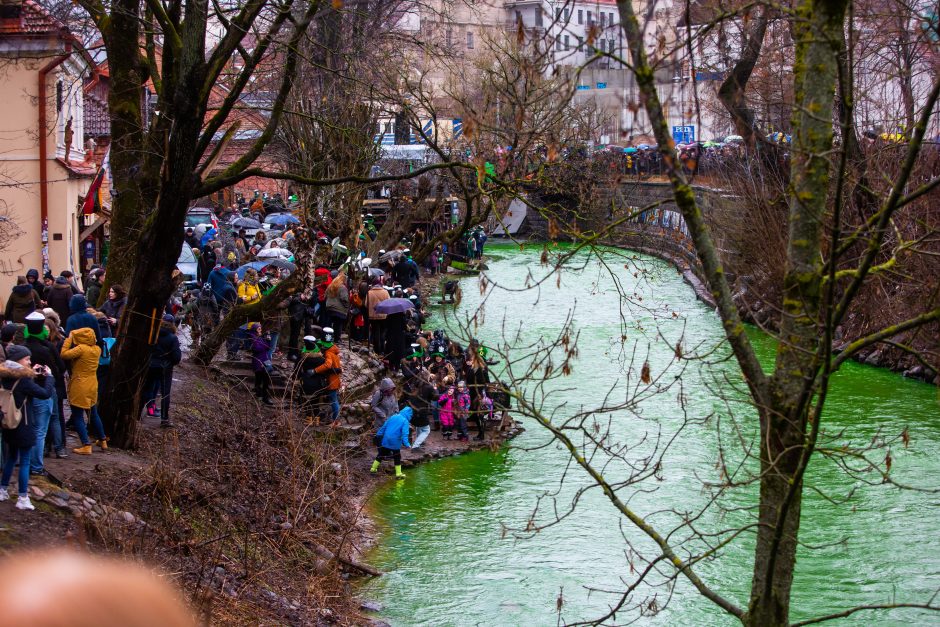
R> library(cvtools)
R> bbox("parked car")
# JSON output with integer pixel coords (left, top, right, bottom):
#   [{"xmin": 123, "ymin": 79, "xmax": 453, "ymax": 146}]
[
  {"xmin": 185, "ymin": 208, "xmax": 216, "ymax": 229},
  {"xmin": 176, "ymin": 245, "xmax": 198, "ymax": 282}
]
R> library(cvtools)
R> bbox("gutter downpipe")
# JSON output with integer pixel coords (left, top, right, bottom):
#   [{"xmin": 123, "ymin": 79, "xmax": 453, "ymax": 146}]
[{"xmin": 38, "ymin": 39, "xmax": 73, "ymax": 275}]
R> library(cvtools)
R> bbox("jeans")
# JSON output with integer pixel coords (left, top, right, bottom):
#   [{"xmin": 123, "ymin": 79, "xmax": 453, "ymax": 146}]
[
  {"xmin": 1, "ymin": 445, "xmax": 31, "ymax": 496},
  {"xmin": 329, "ymin": 314, "xmax": 347, "ymax": 338},
  {"xmin": 47, "ymin": 390, "xmax": 65, "ymax": 453},
  {"xmin": 413, "ymin": 424, "xmax": 431, "ymax": 448},
  {"xmin": 72, "ymin": 405, "xmax": 106, "ymax": 445},
  {"xmin": 29, "ymin": 396, "xmax": 53, "ymax": 473},
  {"xmin": 267, "ymin": 331, "xmax": 279, "ymax": 360},
  {"xmin": 325, "ymin": 390, "xmax": 340, "ymax": 423},
  {"xmin": 457, "ymin": 414, "xmax": 469, "ymax": 438}
]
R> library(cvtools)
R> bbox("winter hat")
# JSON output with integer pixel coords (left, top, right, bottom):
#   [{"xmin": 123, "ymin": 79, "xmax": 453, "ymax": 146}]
[
  {"xmin": 1, "ymin": 324, "xmax": 18, "ymax": 343},
  {"xmin": 26, "ymin": 269, "xmax": 39, "ymax": 280},
  {"xmin": 42, "ymin": 308, "xmax": 61, "ymax": 328},
  {"xmin": 319, "ymin": 327, "xmax": 335, "ymax": 347},
  {"xmin": 162, "ymin": 314, "xmax": 175, "ymax": 323},
  {"xmin": 54, "ymin": 276, "xmax": 69, "ymax": 285},
  {"xmin": 302, "ymin": 335, "xmax": 318, "ymax": 352},
  {"xmin": 68, "ymin": 294, "xmax": 88, "ymax": 314},
  {"xmin": 4, "ymin": 344, "xmax": 31, "ymax": 362},
  {"xmin": 379, "ymin": 378, "xmax": 395, "ymax": 392},
  {"xmin": 24, "ymin": 311, "xmax": 47, "ymax": 336}
]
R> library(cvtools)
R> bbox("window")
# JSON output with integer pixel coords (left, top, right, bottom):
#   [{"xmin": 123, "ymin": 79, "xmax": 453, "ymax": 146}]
[
  {"xmin": 563, "ymin": 9, "xmax": 569, "ymax": 21},
  {"xmin": 587, "ymin": 11, "xmax": 592, "ymax": 25},
  {"xmin": 600, "ymin": 13, "xmax": 605, "ymax": 28},
  {"xmin": 556, "ymin": 37, "xmax": 562, "ymax": 51},
  {"xmin": 556, "ymin": 8, "xmax": 562, "ymax": 19},
  {"xmin": 577, "ymin": 9, "xmax": 583, "ymax": 24},
  {"xmin": 515, "ymin": 10, "xmax": 522, "ymax": 24},
  {"xmin": 534, "ymin": 7, "xmax": 542, "ymax": 27},
  {"xmin": 55, "ymin": 81, "xmax": 63, "ymax": 113},
  {"xmin": 577, "ymin": 36, "xmax": 584, "ymax": 51},
  {"xmin": 446, "ymin": 28, "xmax": 452, "ymax": 46},
  {"xmin": 564, "ymin": 34, "xmax": 570, "ymax": 50},
  {"xmin": 609, "ymin": 39, "xmax": 616, "ymax": 54},
  {"xmin": 467, "ymin": 31, "xmax": 474, "ymax": 49},
  {"xmin": 610, "ymin": 12, "xmax": 615, "ymax": 25}
]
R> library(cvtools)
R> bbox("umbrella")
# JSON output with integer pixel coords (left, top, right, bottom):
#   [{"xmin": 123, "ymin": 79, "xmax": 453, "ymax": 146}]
[
  {"xmin": 624, "ymin": 147, "xmax": 638, "ymax": 153},
  {"xmin": 264, "ymin": 213, "xmax": 301, "ymax": 226},
  {"xmin": 231, "ymin": 217, "xmax": 262, "ymax": 228},
  {"xmin": 235, "ymin": 259, "xmax": 296, "ymax": 279},
  {"xmin": 256, "ymin": 247, "xmax": 292, "ymax": 259},
  {"xmin": 378, "ymin": 249, "xmax": 404, "ymax": 264},
  {"xmin": 374, "ymin": 297, "xmax": 414, "ymax": 315},
  {"xmin": 368, "ymin": 268, "xmax": 385, "ymax": 278},
  {"xmin": 725, "ymin": 135, "xmax": 744, "ymax": 143},
  {"xmin": 637, "ymin": 144, "xmax": 651, "ymax": 150}
]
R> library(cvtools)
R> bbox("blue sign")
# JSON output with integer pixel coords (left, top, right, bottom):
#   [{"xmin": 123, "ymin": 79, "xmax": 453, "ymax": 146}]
[
  {"xmin": 596, "ymin": 82, "xmax": 607, "ymax": 89},
  {"xmin": 672, "ymin": 125, "xmax": 695, "ymax": 143},
  {"xmin": 576, "ymin": 85, "xmax": 590, "ymax": 90}
]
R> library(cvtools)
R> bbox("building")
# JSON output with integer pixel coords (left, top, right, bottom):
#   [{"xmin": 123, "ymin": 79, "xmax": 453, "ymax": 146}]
[{"xmin": 0, "ymin": 0, "xmax": 96, "ymax": 294}]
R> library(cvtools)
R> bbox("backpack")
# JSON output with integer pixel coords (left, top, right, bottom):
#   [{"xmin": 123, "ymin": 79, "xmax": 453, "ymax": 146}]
[
  {"xmin": 99, "ymin": 337, "xmax": 116, "ymax": 366},
  {"xmin": 0, "ymin": 380, "xmax": 23, "ymax": 429}
]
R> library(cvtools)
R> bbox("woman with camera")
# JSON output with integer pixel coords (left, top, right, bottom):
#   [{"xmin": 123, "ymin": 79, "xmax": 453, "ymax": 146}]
[{"xmin": 0, "ymin": 344, "xmax": 55, "ymax": 510}]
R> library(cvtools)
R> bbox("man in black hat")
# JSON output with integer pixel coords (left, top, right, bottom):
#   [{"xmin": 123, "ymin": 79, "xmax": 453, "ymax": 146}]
[{"xmin": 23, "ymin": 311, "xmax": 67, "ymax": 465}]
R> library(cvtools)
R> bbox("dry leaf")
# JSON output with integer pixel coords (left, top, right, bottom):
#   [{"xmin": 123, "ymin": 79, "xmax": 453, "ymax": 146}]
[{"xmin": 641, "ymin": 361, "xmax": 651, "ymax": 384}]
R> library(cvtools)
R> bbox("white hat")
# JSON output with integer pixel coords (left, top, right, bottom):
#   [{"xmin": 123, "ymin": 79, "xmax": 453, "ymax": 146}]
[
  {"xmin": 303, "ymin": 335, "xmax": 317, "ymax": 343},
  {"xmin": 25, "ymin": 312, "xmax": 46, "ymax": 322}
]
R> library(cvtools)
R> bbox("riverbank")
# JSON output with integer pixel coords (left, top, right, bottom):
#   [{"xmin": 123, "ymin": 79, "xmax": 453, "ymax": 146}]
[{"xmin": 0, "ymin": 313, "xmax": 523, "ymax": 624}]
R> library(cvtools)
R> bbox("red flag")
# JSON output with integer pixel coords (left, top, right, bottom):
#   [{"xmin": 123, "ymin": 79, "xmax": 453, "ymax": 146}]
[{"xmin": 81, "ymin": 167, "xmax": 105, "ymax": 215}]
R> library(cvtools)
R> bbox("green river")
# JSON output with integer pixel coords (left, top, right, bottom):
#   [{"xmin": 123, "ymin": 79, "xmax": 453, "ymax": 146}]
[{"xmin": 361, "ymin": 243, "xmax": 940, "ymax": 626}]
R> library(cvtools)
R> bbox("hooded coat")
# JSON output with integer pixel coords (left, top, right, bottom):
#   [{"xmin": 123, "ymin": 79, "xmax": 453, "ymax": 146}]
[
  {"xmin": 376, "ymin": 406, "xmax": 412, "ymax": 450},
  {"xmin": 64, "ymin": 295, "xmax": 103, "ymax": 346},
  {"xmin": 314, "ymin": 344, "xmax": 342, "ymax": 390},
  {"xmin": 0, "ymin": 360, "xmax": 54, "ymax": 448},
  {"xmin": 85, "ymin": 276, "xmax": 103, "ymax": 308},
  {"xmin": 45, "ymin": 279, "xmax": 76, "ymax": 324},
  {"xmin": 5, "ymin": 284, "xmax": 42, "ymax": 323},
  {"xmin": 60, "ymin": 327, "xmax": 101, "ymax": 409},
  {"xmin": 150, "ymin": 325, "xmax": 182, "ymax": 370},
  {"xmin": 370, "ymin": 379, "xmax": 399, "ymax": 422}
]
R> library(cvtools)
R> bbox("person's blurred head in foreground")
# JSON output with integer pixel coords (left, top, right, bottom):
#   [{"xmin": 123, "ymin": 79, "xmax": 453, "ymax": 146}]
[{"xmin": 0, "ymin": 550, "xmax": 195, "ymax": 627}]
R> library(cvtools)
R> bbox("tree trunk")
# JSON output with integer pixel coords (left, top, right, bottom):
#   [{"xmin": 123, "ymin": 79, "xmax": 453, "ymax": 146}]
[{"xmin": 745, "ymin": 0, "xmax": 848, "ymax": 623}]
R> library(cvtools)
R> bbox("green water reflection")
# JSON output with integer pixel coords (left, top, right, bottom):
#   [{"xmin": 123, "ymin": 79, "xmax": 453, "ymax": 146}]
[{"xmin": 362, "ymin": 244, "xmax": 939, "ymax": 626}]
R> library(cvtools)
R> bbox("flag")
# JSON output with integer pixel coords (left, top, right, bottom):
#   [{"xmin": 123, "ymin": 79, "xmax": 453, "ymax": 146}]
[{"xmin": 81, "ymin": 166, "xmax": 105, "ymax": 216}]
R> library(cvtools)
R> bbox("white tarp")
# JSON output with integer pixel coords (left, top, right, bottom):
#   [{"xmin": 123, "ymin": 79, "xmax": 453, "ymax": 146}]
[{"xmin": 492, "ymin": 198, "xmax": 527, "ymax": 236}]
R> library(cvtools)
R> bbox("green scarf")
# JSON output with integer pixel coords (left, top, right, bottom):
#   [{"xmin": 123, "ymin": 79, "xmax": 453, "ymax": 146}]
[{"xmin": 23, "ymin": 326, "xmax": 49, "ymax": 341}]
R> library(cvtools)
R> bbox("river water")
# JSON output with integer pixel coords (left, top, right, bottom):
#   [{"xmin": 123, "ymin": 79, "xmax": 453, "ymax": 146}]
[{"xmin": 361, "ymin": 243, "xmax": 940, "ymax": 626}]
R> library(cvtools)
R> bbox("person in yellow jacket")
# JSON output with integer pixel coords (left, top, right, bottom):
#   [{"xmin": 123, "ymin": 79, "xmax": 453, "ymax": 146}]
[
  {"xmin": 60, "ymin": 327, "xmax": 107, "ymax": 454},
  {"xmin": 237, "ymin": 269, "xmax": 262, "ymax": 304}
]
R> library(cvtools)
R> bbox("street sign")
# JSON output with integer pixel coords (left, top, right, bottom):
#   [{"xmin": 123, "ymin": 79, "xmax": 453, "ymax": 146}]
[
  {"xmin": 672, "ymin": 125, "xmax": 695, "ymax": 143},
  {"xmin": 576, "ymin": 85, "xmax": 590, "ymax": 90},
  {"xmin": 596, "ymin": 82, "xmax": 607, "ymax": 89}
]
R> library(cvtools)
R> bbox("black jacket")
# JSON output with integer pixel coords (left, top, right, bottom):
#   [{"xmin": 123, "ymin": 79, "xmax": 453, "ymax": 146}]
[
  {"xmin": 403, "ymin": 381, "xmax": 436, "ymax": 428},
  {"xmin": 23, "ymin": 336, "xmax": 66, "ymax": 387},
  {"xmin": 150, "ymin": 327, "xmax": 182, "ymax": 370}
]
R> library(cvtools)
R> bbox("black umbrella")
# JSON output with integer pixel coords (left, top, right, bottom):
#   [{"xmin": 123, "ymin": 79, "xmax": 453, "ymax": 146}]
[{"xmin": 374, "ymin": 297, "xmax": 414, "ymax": 315}]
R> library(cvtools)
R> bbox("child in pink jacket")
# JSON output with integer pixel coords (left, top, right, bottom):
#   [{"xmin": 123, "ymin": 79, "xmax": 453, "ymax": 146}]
[
  {"xmin": 456, "ymin": 381, "xmax": 471, "ymax": 441},
  {"xmin": 438, "ymin": 384, "xmax": 457, "ymax": 440}
]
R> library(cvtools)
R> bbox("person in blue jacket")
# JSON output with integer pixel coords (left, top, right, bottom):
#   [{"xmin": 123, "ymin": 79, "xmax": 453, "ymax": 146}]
[
  {"xmin": 63, "ymin": 294, "xmax": 102, "ymax": 346},
  {"xmin": 370, "ymin": 406, "xmax": 412, "ymax": 479}
]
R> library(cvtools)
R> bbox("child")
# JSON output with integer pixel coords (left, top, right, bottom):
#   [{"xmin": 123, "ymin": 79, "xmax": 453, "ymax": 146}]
[
  {"xmin": 438, "ymin": 383, "xmax": 457, "ymax": 440},
  {"xmin": 456, "ymin": 380, "xmax": 471, "ymax": 441},
  {"xmin": 480, "ymin": 388, "xmax": 494, "ymax": 422}
]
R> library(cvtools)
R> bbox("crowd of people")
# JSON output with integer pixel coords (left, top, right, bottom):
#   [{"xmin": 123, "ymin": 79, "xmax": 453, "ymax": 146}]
[
  {"xmin": 0, "ymin": 265, "xmax": 165, "ymax": 510},
  {"xmin": 0, "ymin": 208, "xmax": 505, "ymax": 505}
]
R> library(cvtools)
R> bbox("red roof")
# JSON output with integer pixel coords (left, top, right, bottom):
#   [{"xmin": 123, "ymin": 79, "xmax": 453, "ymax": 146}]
[{"xmin": 0, "ymin": 0, "xmax": 66, "ymax": 36}]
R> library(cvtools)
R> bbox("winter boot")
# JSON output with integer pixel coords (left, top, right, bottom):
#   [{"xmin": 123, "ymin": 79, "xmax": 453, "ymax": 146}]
[
  {"xmin": 370, "ymin": 460, "xmax": 380, "ymax": 474},
  {"xmin": 394, "ymin": 465, "xmax": 406, "ymax": 480},
  {"xmin": 95, "ymin": 438, "xmax": 109, "ymax": 450},
  {"xmin": 72, "ymin": 444, "xmax": 93, "ymax": 455},
  {"xmin": 15, "ymin": 495, "xmax": 35, "ymax": 511}
]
